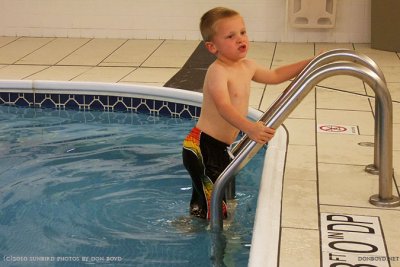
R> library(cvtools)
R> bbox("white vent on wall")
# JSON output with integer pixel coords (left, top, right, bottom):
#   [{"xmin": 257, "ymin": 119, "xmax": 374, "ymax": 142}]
[{"xmin": 288, "ymin": 0, "xmax": 337, "ymax": 28}]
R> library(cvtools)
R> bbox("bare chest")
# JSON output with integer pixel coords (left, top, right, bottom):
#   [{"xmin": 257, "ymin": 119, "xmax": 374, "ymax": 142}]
[{"xmin": 226, "ymin": 70, "xmax": 252, "ymax": 100}]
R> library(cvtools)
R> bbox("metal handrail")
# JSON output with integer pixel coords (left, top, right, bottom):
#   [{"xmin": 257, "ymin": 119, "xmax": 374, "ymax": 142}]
[
  {"xmin": 231, "ymin": 49, "xmax": 386, "ymax": 172},
  {"xmin": 225, "ymin": 49, "xmax": 386, "ymax": 199},
  {"xmin": 210, "ymin": 52, "xmax": 399, "ymax": 232},
  {"xmin": 224, "ymin": 49, "xmax": 387, "ymax": 200}
]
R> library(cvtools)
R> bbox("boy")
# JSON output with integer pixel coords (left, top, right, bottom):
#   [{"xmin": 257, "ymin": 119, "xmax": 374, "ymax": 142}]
[{"xmin": 182, "ymin": 7, "xmax": 312, "ymax": 219}]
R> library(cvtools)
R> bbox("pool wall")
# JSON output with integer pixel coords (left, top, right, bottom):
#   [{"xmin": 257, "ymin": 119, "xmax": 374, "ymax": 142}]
[
  {"xmin": 0, "ymin": 1, "xmax": 371, "ymax": 43},
  {"xmin": 0, "ymin": 80, "xmax": 287, "ymax": 266}
]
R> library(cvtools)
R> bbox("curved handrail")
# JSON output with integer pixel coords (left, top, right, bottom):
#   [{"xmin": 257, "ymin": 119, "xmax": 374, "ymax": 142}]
[
  {"xmin": 223, "ymin": 49, "xmax": 387, "ymax": 208},
  {"xmin": 210, "ymin": 58, "xmax": 399, "ymax": 231},
  {"xmin": 224, "ymin": 49, "xmax": 387, "ymax": 200},
  {"xmin": 231, "ymin": 49, "xmax": 385, "ymax": 169}
]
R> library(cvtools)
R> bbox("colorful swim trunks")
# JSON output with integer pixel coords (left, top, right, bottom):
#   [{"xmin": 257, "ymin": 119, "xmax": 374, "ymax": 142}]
[{"xmin": 182, "ymin": 127, "xmax": 230, "ymax": 219}]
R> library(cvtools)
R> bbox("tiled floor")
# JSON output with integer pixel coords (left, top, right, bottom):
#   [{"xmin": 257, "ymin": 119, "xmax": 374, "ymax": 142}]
[{"xmin": 1, "ymin": 37, "xmax": 399, "ymax": 267}]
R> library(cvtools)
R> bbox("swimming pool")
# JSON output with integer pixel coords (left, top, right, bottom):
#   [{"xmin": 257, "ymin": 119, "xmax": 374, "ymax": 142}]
[
  {"xmin": 0, "ymin": 80, "xmax": 287, "ymax": 267},
  {"xmin": 0, "ymin": 105, "xmax": 268, "ymax": 266}
]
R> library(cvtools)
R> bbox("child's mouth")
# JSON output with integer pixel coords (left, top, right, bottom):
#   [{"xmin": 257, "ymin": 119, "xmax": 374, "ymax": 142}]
[{"xmin": 238, "ymin": 44, "xmax": 247, "ymax": 52}]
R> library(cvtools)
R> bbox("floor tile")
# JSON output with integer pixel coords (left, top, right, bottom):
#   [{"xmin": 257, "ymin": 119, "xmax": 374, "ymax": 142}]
[
  {"xmin": 365, "ymin": 81, "xmax": 399, "ymax": 102},
  {"xmin": 247, "ymin": 42, "xmax": 275, "ymax": 67},
  {"xmin": 394, "ymin": 150, "xmax": 400, "ymax": 180},
  {"xmin": 391, "ymin": 102, "xmax": 400, "ymax": 124},
  {"xmin": 387, "ymin": 82, "xmax": 400, "ymax": 102},
  {"xmin": 394, "ymin": 123, "xmax": 400, "ymax": 151},
  {"xmin": 100, "ymin": 39, "xmax": 163, "ymax": 67},
  {"xmin": 120, "ymin": 67, "xmax": 179, "ymax": 86},
  {"xmin": 315, "ymin": 42, "xmax": 354, "ymax": 52},
  {"xmin": 317, "ymin": 75, "xmax": 366, "ymax": 93},
  {"xmin": 279, "ymin": 228, "xmax": 320, "ymax": 267},
  {"xmin": 285, "ymin": 144, "xmax": 317, "ymax": 181},
  {"xmin": 317, "ymin": 109, "xmax": 375, "ymax": 136},
  {"xmin": 249, "ymin": 86, "xmax": 265, "ymax": 109},
  {"xmin": 57, "ymin": 38, "xmax": 126, "ymax": 66},
  {"xmin": 379, "ymin": 66, "xmax": 400, "ymax": 83},
  {"xmin": 320, "ymin": 206, "xmax": 400, "ymax": 267},
  {"xmin": 282, "ymin": 179, "xmax": 319, "ymax": 229},
  {"xmin": 283, "ymin": 118, "xmax": 315, "ymax": 146},
  {"xmin": 370, "ymin": 95, "xmax": 400, "ymax": 124},
  {"xmin": 142, "ymin": 40, "xmax": 199, "ymax": 68},
  {"xmin": 260, "ymin": 81, "xmax": 289, "ymax": 110},
  {"xmin": 72, "ymin": 66, "xmax": 135, "ymax": 83},
  {"xmin": 0, "ymin": 65, "xmax": 49, "ymax": 79},
  {"xmin": 0, "ymin": 36, "xmax": 18, "ymax": 47},
  {"xmin": 320, "ymin": 214, "xmax": 388, "ymax": 265},
  {"xmin": 354, "ymin": 44, "xmax": 400, "ymax": 67},
  {"xmin": 317, "ymin": 133, "xmax": 374, "ymax": 165},
  {"xmin": 318, "ymin": 163, "xmax": 395, "ymax": 208},
  {"xmin": 260, "ymin": 82, "xmax": 315, "ymax": 119},
  {"xmin": 25, "ymin": 66, "xmax": 92, "ymax": 81},
  {"xmin": 290, "ymin": 91, "xmax": 315, "ymax": 119},
  {"xmin": 272, "ymin": 43, "xmax": 315, "ymax": 67},
  {"xmin": 15, "ymin": 38, "xmax": 91, "ymax": 65},
  {"xmin": 317, "ymin": 87, "xmax": 372, "ymax": 111},
  {"xmin": 0, "ymin": 37, "xmax": 54, "ymax": 64}
]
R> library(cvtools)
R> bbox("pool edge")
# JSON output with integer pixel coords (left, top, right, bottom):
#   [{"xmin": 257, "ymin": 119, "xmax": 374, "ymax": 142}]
[{"xmin": 248, "ymin": 125, "xmax": 288, "ymax": 267}]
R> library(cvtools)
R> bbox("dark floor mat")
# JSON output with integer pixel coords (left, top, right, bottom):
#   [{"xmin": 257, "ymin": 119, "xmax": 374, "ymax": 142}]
[{"xmin": 164, "ymin": 42, "xmax": 215, "ymax": 92}]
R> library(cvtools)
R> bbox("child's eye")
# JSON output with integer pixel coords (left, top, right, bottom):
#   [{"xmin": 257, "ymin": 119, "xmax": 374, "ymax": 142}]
[{"xmin": 241, "ymin": 30, "xmax": 247, "ymax": 35}]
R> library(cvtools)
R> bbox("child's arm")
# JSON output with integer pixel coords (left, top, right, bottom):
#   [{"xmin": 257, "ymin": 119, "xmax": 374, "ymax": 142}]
[{"xmin": 252, "ymin": 58, "xmax": 313, "ymax": 84}]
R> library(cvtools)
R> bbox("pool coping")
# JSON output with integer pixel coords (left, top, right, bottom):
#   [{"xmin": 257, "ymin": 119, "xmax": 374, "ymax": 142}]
[
  {"xmin": 0, "ymin": 79, "xmax": 286, "ymax": 266},
  {"xmin": 248, "ymin": 125, "xmax": 287, "ymax": 267}
]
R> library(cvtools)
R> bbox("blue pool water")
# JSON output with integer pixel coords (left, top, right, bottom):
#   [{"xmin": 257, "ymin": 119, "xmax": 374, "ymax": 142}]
[{"xmin": 0, "ymin": 105, "xmax": 265, "ymax": 266}]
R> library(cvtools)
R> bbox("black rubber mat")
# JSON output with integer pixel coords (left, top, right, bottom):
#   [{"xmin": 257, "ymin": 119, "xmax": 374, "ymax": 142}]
[{"xmin": 164, "ymin": 42, "xmax": 216, "ymax": 92}]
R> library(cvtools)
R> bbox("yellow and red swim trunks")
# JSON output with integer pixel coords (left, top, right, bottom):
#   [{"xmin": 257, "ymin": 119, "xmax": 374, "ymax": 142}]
[{"xmin": 182, "ymin": 127, "xmax": 229, "ymax": 219}]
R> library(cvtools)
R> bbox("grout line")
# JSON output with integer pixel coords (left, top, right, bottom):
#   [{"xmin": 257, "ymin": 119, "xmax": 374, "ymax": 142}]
[
  {"xmin": 281, "ymin": 226, "xmax": 319, "ymax": 231},
  {"xmin": 5, "ymin": 63, "xmax": 189, "ymax": 69},
  {"xmin": 11, "ymin": 37, "xmax": 56, "ymax": 65},
  {"xmin": 258, "ymin": 42, "xmax": 277, "ymax": 110},
  {"xmin": 318, "ymin": 161, "xmax": 374, "ymax": 167},
  {"xmin": 54, "ymin": 38, "xmax": 93, "ymax": 66},
  {"xmin": 276, "ymin": 124, "xmax": 289, "ymax": 267},
  {"xmin": 0, "ymin": 36, "xmax": 22, "ymax": 49},
  {"xmin": 139, "ymin": 39, "xmax": 166, "ymax": 68},
  {"xmin": 314, "ymin": 81, "xmax": 323, "ymax": 267},
  {"xmin": 68, "ymin": 66, "xmax": 95, "ymax": 81},
  {"xmin": 316, "ymin": 85, "xmax": 400, "ymax": 104},
  {"xmin": 320, "ymin": 203, "xmax": 400, "ymax": 212},
  {"xmin": 117, "ymin": 40, "xmax": 171, "ymax": 83},
  {"xmin": 22, "ymin": 65, "xmax": 52, "ymax": 80},
  {"xmin": 377, "ymin": 217, "xmax": 392, "ymax": 267},
  {"xmin": 98, "ymin": 39, "xmax": 129, "ymax": 66},
  {"xmin": 316, "ymin": 107, "xmax": 374, "ymax": 113}
]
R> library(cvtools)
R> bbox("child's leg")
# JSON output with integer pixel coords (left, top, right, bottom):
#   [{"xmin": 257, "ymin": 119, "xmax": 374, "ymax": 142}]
[
  {"xmin": 182, "ymin": 127, "xmax": 229, "ymax": 219},
  {"xmin": 182, "ymin": 128, "xmax": 209, "ymax": 218}
]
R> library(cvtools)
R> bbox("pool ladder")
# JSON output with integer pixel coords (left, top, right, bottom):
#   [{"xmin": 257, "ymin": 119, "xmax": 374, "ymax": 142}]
[{"xmin": 210, "ymin": 49, "xmax": 400, "ymax": 232}]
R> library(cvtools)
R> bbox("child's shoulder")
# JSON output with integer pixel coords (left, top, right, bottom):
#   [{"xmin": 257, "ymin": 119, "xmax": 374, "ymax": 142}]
[
  {"xmin": 206, "ymin": 59, "xmax": 258, "ymax": 82},
  {"xmin": 242, "ymin": 58, "xmax": 257, "ymax": 68},
  {"xmin": 211, "ymin": 58, "xmax": 256, "ymax": 70},
  {"xmin": 207, "ymin": 60, "xmax": 229, "ymax": 76}
]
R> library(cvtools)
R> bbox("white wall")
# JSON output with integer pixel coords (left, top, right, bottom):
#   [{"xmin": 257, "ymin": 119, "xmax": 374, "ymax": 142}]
[{"xmin": 0, "ymin": 0, "xmax": 371, "ymax": 43}]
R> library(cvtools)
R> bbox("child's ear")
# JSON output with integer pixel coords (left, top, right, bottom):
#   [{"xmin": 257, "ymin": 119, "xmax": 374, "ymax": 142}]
[{"xmin": 205, "ymin": 41, "xmax": 217, "ymax": 54}]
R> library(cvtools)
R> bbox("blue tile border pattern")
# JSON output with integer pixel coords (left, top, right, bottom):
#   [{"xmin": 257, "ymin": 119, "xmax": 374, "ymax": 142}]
[{"xmin": 0, "ymin": 81, "xmax": 202, "ymax": 119}]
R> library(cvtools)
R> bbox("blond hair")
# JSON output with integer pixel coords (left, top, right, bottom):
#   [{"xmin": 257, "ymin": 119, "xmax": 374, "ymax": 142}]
[{"xmin": 200, "ymin": 7, "xmax": 240, "ymax": 42}]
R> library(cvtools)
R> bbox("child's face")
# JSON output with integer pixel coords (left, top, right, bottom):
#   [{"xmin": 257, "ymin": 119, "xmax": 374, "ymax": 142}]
[{"xmin": 206, "ymin": 15, "xmax": 249, "ymax": 62}]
